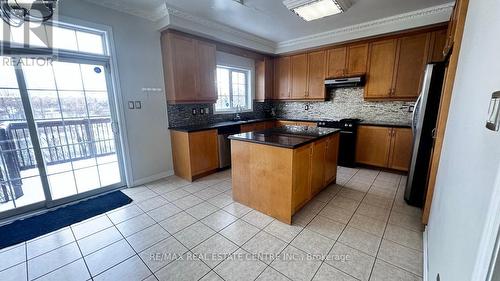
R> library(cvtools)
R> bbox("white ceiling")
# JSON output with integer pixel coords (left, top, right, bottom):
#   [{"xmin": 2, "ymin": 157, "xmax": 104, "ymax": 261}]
[
  {"xmin": 164, "ymin": 0, "xmax": 451, "ymax": 42},
  {"xmin": 84, "ymin": 0, "xmax": 455, "ymax": 53}
]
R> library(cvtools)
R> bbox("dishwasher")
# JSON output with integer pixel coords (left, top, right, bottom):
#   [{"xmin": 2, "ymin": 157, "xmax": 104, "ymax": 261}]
[{"xmin": 217, "ymin": 125, "xmax": 241, "ymax": 169}]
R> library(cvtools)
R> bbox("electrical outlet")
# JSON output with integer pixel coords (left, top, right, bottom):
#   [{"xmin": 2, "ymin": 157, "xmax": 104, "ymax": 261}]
[
  {"xmin": 305, "ymin": 104, "xmax": 310, "ymax": 111},
  {"xmin": 408, "ymin": 105, "xmax": 415, "ymax": 113},
  {"xmin": 205, "ymin": 107, "xmax": 210, "ymax": 114},
  {"xmin": 200, "ymin": 108, "xmax": 205, "ymax": 115},
  {"xmin": 192, "ymin": 108, "xmax": 197, "ymax": 115}
]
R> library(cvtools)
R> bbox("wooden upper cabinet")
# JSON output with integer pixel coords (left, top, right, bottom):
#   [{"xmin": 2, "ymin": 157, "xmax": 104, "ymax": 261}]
[
  {"xmin": 307, "ymin": 51, "xmax": 326, "ymax": 99},
  {"xmin": 429, "ymin": 29, "xmax": 448, "ymax": 62},
  {"xmin": 365, "ymin": 32, "xmax": 433, "ymax": 100},
  {"xmin": 388, "ymin": 128, "xmax": 413, "ymax": 171},
  {"xmin": 162, "ymin": 31, "xmax": 217, "ymax": 104},
  {"xmin": 163, "ymin": 32, "xmax": 198, "ymax": 102},
  {"xmin": 346, "ymin": 44, "xmax": 368, "ymax": 76},
  {"xmin": 195, "ymin": 40, "xmax": 217, "ymax": 101},
  {"xmin": 392, "ymin": 33, "xmax": 430, "ymax": 99},
  {"xmin": 355, "ymin": 125, "xmax": 392, "ymax": 167},
  {"xmin": 291, "ymin": 54, "xmax": 308, "ymax": 99},
  {"xmin": 255, "ymin": 57, "xmax": 274, "ymax": 101},
  {"xmin": 327, "ymin": 47, "xmax": 347, "ymax": 78},
  {"xmin": 365, "ymin": 39, "xmax": 398, "ymax": 99},
  {"xmin": 274, "ymin": 56, "xmax": 291, "ymax": 100},
  {"xmin": 327, "ymin": 44, "xmax": 367, "ymax": 78}
]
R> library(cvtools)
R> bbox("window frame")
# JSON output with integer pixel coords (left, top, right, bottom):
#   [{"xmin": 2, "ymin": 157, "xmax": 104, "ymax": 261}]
[
  {"xmin": 0, "ymin": 19, "xmax": 109, "ymax": 58},
  {"xmin": 214, "ymin": 65, "xmax": 253, "ymax": 114}
]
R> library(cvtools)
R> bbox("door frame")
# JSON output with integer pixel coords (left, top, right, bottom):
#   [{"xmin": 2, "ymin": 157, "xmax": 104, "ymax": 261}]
[
  {"xmin": 422, "ymin": 0, "xmax": 470, "ymax": 224},
  {"xmin": 472, "ymin": 165, "xmax": 500, "ymax": 280},
  {"xmin": 0, "ymin": 47, "xmax": 127, "ymax": 221}
]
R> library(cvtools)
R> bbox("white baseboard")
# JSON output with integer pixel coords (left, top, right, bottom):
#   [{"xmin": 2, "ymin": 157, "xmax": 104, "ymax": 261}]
[
  {"xmin": 424, "ymin": 226, "xmax": 429, "ymax": 281},
  {"xmin": 130, "ymin": 170, "xmax": 174, "ymax": 187}
]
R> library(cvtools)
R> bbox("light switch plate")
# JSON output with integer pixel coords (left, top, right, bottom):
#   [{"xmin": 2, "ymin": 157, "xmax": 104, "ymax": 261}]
[
  {"xmin": 486, "ymin": 91, "xmax": 500, "ymax": 131},
  {"xmin": 128, "ymin": 101, "xmax": 135, "ymax": 109},
  {"xmin": 135, "ymin": 101, "xmax": 142, "ymax": 109}
]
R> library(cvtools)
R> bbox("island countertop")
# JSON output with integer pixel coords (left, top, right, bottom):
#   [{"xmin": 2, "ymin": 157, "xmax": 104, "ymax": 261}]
[{"xmin": 228, "ymin": 126, "xmax": 340, "ymax": 149}]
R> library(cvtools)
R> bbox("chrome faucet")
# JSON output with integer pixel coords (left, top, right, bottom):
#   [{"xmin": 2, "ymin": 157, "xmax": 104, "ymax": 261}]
[{"xmin": 234, "ymin": 105, "xmax": 242, "ymax": 121}]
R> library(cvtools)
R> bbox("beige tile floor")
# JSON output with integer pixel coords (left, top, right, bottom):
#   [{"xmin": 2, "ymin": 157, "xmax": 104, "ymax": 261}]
[{"xmin": 0, "ymin": 167, "xmax": 424, "ymax": 281}]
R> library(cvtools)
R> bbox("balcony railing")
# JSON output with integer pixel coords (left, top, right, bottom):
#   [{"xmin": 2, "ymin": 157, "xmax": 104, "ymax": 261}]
[{"xmin": 0, "ymin": 118, "xmax": 115, "ymax": 202}]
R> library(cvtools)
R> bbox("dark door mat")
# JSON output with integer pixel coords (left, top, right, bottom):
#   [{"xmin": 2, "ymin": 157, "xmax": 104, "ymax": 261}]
[{"xmin": 0, "ymin": 190, "xmax": 132, "ymax": 249}]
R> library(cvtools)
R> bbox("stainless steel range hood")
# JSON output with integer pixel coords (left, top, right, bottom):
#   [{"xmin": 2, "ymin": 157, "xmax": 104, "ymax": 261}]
[{"xmin": 325, "ymin": 76, "xmax": 365, "ymax": 88}]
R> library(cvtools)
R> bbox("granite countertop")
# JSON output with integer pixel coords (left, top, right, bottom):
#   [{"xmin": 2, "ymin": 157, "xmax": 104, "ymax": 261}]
[
  {"xmin": 168, "ymin": 118, "xmax": 411, "ymax": 132},
  {"xmin": 228, "ymin": 126, "xmax": 340, "ymax": 149},
  {"xmin": 168, "ymin": 118, "xmax": 273, "ymax": 132}
]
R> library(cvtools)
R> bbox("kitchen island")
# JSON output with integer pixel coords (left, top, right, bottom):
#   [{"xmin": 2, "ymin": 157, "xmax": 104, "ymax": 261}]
[{"xmin": 229, "ymin": 126, "xmax": 340, "ymax": 224}]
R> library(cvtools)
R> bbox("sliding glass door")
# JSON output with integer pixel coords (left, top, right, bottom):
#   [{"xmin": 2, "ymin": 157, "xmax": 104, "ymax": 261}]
[
  {"xmin": 0, "ymin": 57, "xmax": 46, "ymax": 213},
  {"xmin": 0, "ymin": 56, "xmax": 124, "ymax": 218}
]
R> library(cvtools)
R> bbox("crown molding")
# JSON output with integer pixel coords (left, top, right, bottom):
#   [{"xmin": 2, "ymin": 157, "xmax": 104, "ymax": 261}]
[
  {"xmin": 158, "ymin": 6, "xmax": 277, "ymax": 54},
  {"xmin": 82, "ymin": 0, "xmax": 454, "ymax": 55},
  {"xmin": 84, "ymin": 0, "xmax": 168, "ymax": 22},
  {"xmin": 275, "ymin": 2, "xmax": 455, "ymax": 53}
]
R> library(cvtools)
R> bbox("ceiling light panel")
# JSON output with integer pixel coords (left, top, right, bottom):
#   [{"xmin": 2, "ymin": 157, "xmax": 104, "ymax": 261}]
[{"xmin": 283, "ymin": 0, "xmax": 352, "ymax": 21}]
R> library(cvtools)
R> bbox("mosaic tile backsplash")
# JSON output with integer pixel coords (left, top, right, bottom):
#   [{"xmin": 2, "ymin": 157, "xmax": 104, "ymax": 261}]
[
  {"xmin": 167, "ymin": 101, "xmax": 274, "ymax": 128},
  {"xmin": 167, "ymin": 88, "xmax": 414, "ymax": 127},
  {"xmin": 275, "ymin": 87, "xmax": 414, "ymax": 124}
]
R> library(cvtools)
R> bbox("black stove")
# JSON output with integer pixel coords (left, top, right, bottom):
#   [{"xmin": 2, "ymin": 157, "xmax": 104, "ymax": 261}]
[{"xmin": 317, "ymin": 119, "xmax": 361, "ymax": 167}]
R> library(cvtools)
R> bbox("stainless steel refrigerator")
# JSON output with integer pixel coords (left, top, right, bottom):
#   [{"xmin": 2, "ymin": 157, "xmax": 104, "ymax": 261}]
[{"xmin": 404, "ymin": 62, "xmax": 447, "ymax": 207}]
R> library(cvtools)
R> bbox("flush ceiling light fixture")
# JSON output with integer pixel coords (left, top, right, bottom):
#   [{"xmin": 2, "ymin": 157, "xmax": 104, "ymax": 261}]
[{"xmin": 283, "ymin": 0, "xmax": 352, "ymax": 21}]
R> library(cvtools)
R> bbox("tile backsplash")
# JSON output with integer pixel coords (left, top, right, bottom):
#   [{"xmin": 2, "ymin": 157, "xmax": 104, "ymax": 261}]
[
  {"xmin": 167, "ymin": 87, "xmax": 414, "ymax": 127},
  {"xmin": 167, "ymin": 101, "xmax": 273, "ymax": 127},
  {"xmin": 275, "ymin": 87, "xmax": 414, "ymax": 124}
]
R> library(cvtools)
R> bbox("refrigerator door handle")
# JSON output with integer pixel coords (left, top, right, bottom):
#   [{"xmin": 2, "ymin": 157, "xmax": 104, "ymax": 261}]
[{"xmin": 412, "ymin": 94, "xmax": 423, "ymax": 135}]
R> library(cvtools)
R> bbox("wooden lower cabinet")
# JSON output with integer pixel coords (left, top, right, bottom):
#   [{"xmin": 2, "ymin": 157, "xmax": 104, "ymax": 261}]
[
  {"xmin": 355, "ymin": 125, "xmax": 413, "ymax": 171},
  {"xmin": 324, "ymin": 134, "xmax": 339, "ymax": 185},
  {"xmin": 355, "ymin": 126, "xmax": 393, "ymax": 167},
  {"xmin": 170, "ymin": 129, "xmax": 219, "ymax": 181},
  {"xmin": 240, "ymin": 121, "xmax": 274, "ymax": 133},
  {"xmin": 231, "ymin": 132, "xmax": 339, "ymax": 224},
  {"xmin": 276, "ymin": 120, "xmax": 317, "ymax": 127},
  {"xmin": 240, "ymin": 123, "xmax": 256, "ymax": 133},
  {"xmin": 292, "ymin": 144, "xmax": 313, "ymax": 212},
  {"xmin": 310, "ymin": 138, "xmax": 327, "ymax": 196},
  {"xmin": 388, "ymin": 128, "xmax": 413, "ymax": 171}
]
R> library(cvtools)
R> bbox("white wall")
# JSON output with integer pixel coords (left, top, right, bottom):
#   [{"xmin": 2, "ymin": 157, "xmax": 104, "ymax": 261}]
[
  {"xmin": 427, "ymin": 0, "xmax": 500, "ymax": 280},
  {"xmin": 58, "ymin": 0, "xmax": 173, "ymax": 186}
]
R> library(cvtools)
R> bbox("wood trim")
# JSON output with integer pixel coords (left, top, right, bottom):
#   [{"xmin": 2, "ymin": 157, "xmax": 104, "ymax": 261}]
[
  {"xmin": 422, "ymin": 0, "xmax": 469, "ymax": 225},
  {"xmin": 278, "ymin": 23, "xmax": 448, "ymax": 56}
]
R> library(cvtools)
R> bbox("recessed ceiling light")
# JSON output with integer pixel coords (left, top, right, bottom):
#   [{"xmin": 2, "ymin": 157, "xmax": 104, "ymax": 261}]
[{"xmin": 283, "ymin": 0, "xmax": 352, "ymax": 21}]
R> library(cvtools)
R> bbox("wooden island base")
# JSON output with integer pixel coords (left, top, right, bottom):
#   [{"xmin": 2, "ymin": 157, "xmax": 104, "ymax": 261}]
[{"xmin": 230, "ymin": 133, "xmax": 339, "ymax": 224}]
